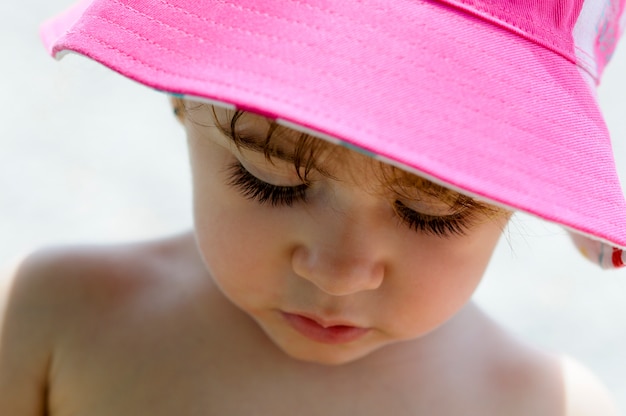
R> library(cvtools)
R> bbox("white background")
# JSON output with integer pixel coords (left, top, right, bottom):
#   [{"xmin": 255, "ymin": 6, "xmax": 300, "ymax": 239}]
[{"xmin": 1, "ymin": 0, "xmax": 625, "ymax": 412}]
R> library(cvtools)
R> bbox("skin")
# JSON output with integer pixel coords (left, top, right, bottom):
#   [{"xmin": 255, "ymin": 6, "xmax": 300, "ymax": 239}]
[
  {"xmin": 0, "ymin": 101, "xmax": 618, "ymax": 415},
  {"xmin": 185, "ymin": 102, "xmax": 509, "ymax": 365}
]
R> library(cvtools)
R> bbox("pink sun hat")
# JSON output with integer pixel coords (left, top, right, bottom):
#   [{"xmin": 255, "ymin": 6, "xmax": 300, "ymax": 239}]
[{"xmin": 41, "ymin": 0, "xmax": 626, "ymax": 268}]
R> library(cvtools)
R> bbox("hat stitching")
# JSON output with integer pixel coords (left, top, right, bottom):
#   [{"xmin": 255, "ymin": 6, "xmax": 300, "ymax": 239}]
[
  {"xmin": 74, "ymin": 11, "xmax": 620, "ymax": 196},
  {"xmin": 453, "ymin": 0, "xmax": 597, "ymax": 72},
  {"xmin": 150, "ymin": 0, "xmax": 597, "ymax": 92},
  {"xmin": 64, "ymin": 16, "xmax": 616, "ymax": 229},
  {"xmin": 108, "ymin": 0, "xmax": 602, "ymax": 146},
  {"xmin": 81, "ymin": 23, "xmax": 607, "ymax": 193},
  {"xmin": 457, "ymin": 0, "xmax": 578, "ymax": 44}
]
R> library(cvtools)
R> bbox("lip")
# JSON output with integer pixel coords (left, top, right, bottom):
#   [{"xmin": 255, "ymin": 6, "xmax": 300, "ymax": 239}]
[{"xmin": 281, "ymin": 312, "xmax": 370, "ymax": 344}]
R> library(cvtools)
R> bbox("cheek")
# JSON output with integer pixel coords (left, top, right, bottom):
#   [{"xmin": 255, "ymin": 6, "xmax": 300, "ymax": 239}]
[
  {"xmin": 190, "ymin": 165, "xmax": 295, "ymax": 306},
  {"xmin": 193, "ymin": 198, "xmax": 271, "ymax": 288},
  {"xmin": 383, "ymin": 220, "xmax": 504, "ymax": 337}
]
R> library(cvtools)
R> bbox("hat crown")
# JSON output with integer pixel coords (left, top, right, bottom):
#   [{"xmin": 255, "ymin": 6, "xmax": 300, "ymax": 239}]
[{"xmin": 442, "ymin": 0, "xmax": 626, "ymax": 80}]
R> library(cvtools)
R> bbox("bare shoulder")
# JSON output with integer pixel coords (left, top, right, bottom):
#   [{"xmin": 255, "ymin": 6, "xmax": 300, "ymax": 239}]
[
  {"xmin": 486, "ymin": 346, "xmax": 617, "ymax": 416},
  {"xmin": 560, "ymin": 355, "xmax": 619, "ymax": 416},
  {"xmin": 0, "ymin": 232, "xmax": 205, "ymax": 415},
  {"xmin": 3, "ymin": 232, "xmax": 203, "ymax": 317},
  {"xmin": 444, "ymin": 304, "xmax": 617, "ymax": 416},
  {"xmin": 0, "ymin": 248, "xmax": 56, "ymax": 415}
]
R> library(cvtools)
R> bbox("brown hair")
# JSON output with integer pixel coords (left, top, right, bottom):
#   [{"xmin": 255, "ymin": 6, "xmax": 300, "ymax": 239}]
[{"xmin": 174, "ymin": 98, "xmax": 506, "ymax": 219}]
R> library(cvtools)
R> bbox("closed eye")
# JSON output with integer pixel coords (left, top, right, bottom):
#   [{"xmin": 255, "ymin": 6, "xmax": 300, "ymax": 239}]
[
  {"xmin": 226, "ymin": 162, "xmax": 309, "ymax": 206},
  {"xmin": 393, "ymin": 201, "xmax": 473, "ymax": 237}
]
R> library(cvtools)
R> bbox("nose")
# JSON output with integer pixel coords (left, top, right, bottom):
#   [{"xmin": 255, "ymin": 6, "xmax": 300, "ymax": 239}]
[{"xmin": 291, "ymin": 232, "xmax": 386, "ymax": 296}]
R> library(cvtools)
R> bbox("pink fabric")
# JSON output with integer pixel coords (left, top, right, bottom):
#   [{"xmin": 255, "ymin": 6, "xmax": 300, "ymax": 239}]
[
  {"xmin": 446, "ymin": 0, "xmax": 585, "ymax": 66},
  {"xmin": 443, "ymin": 0, "xmax": 626, "ymax": 80},
  {"xmin": 40, "ymin": 0, "xmax": 626, "ymax": 267},
  {"xmin": 40, "ymin": 0, "xmax": 93, "ymax": 56}
]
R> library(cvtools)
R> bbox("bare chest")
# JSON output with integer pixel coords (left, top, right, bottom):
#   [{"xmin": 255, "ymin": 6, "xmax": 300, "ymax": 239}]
[
  {"xmin": 47, "ymin": 335, "xmax": 553, "ymax": 416},
  {"xmin": 44, "ymin": 290, "xmax": 559, "ymax": 416},
  {"xmin": 46, "ymin": 325, "xmax": 488, "ymax": 416}
]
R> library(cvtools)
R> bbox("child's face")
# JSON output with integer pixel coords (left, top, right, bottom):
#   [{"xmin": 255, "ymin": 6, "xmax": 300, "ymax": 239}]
[{"xmin": 181, "ymin": 101, "xmax": 508, "ymax": 365}]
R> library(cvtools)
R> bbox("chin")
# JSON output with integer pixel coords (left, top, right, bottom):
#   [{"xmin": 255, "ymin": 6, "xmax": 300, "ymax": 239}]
[
  {"xmin": 254, "ymin": 313, "xmax": 393, "ymax": 366},
  {"xmin": 278, "ymin": 340, "xmax": 386, "ymax": 366},
  {"xmin": 285, "ymin": 350, "xmax": 369, "ymax": 366}
]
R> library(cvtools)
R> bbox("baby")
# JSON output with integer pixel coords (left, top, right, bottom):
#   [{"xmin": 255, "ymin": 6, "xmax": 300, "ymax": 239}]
[{"xmin": 1, "ymin": 0, "xmax": 624, "ymax": 414}]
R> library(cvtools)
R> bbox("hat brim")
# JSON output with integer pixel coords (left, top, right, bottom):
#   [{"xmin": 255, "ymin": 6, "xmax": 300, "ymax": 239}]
[{"xmin": 41, "ymin": 0, "xmax": 626, "ymax": 250}]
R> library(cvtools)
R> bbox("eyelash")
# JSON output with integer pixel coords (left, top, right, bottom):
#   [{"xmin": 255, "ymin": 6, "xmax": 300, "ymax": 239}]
[
  {"xmin": 393, "ymin": 201, "xmax": 472, "ymax": 237},
  {"xmin": 227, "ymin": 162, "xmax": 309, "ymax": 207},
  {"xmin": 227, "ymin": 162, "xmax": 471, "ymax": 237}
]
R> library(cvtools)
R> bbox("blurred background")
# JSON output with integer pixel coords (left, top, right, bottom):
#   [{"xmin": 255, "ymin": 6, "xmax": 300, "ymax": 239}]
[{"xmin": 1, "ymin": 0, "xmax": 625, "ymax": 412}]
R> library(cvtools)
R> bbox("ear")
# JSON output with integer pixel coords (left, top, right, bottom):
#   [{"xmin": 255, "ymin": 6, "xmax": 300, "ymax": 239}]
[{"xmin": 169, "ymin": 96, "xmax": 185, "ymax": 123}]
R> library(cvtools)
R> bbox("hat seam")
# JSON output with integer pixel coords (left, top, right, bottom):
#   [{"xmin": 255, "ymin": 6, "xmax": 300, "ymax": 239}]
[
  {"xmin": 62, "ymin": 11, "xmax": 626, "ymax": 234},
  {"xmin": 455, "ymin": 0, "xmax": 582, "ymax": 52},
  {"xmin": 450, "ymin": 0, "xmax": 597, "ymax": 75},
  {"xmin": 156, "ymin": 0, "xmax": 598, "ymax": 80},
  {"xmin": 283, "ymin": 0, "xmax": 593, "ymax": 69},
  {"xmin": 145, "ymin": 0, "xmax": 599, "ymax": 109},
  {"xmin": 103, "ymin": 0, "xmax": 607, "ymax": 170},
  {"xmin": 157, "ymin": 0, "xmax": 603, "ymax": 148},
  {"xmin": 70, "ymin": 16, "xmax": 622, "ymax": 203}
]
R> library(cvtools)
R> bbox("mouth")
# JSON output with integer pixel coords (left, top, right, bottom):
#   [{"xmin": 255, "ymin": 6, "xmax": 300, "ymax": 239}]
[{"xmin": 281, "ymin": 312, "xmax": 370, "ymax": 344}]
